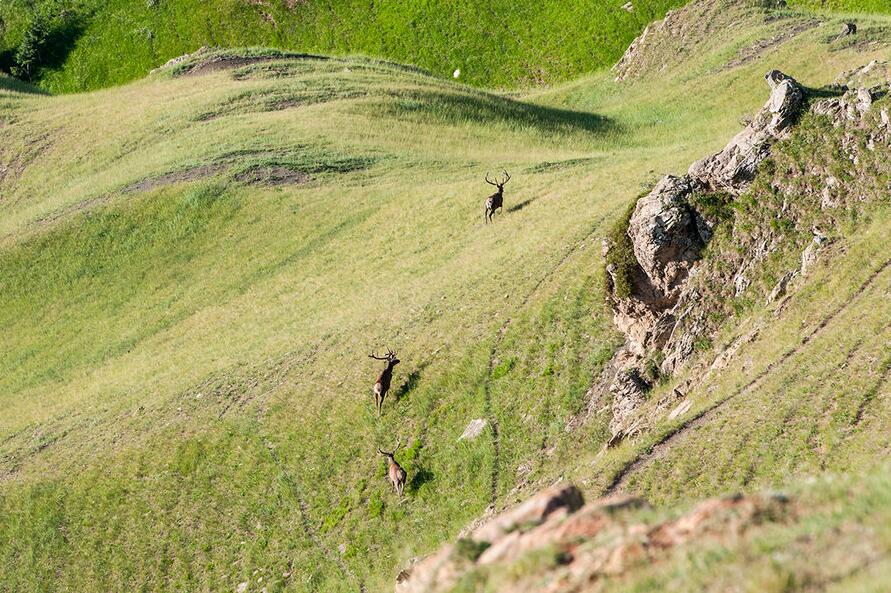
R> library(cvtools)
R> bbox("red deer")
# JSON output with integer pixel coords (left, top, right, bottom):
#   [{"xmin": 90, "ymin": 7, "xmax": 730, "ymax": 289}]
[
  {"xmin": 483, "ymin": 170, "xmax": 511, "ymax": 223},
  {"xmin": 378, "ymin": 441, "xmax": 407, "ymax": 496},
  {"xmin": 369, "ymin": 348, "xmax": 400, "ymax": 416}
]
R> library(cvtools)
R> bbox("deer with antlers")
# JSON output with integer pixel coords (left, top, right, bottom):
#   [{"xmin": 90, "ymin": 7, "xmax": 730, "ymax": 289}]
[
  {"xmin": 378, "ymin": 441, "xmax": 407, "ymax": 496},
  {"xmin": 369, "ymin": 348, "xmax": 400, "ymax": 416},
  {"xmin": 483, "ymin": 170, "xmax": 511, "ymax": 223}
]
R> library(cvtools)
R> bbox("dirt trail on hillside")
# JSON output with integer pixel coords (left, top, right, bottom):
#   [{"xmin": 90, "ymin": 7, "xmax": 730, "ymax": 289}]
[
  {"xmin": 482, "ymin": 210, "xmax": 613, "ymax": 507},
  {"xmin": 604, "ymin": 256, "xmax": 891, "ymax": 496},
  {"xmin": 263, "ymin": 439, "xmax": 367, "ymax": 593}
]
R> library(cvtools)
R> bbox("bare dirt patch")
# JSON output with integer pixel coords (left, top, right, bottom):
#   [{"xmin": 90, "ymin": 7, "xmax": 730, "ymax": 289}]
[
  {"xmin": 234, "ymin": 166, "xmax": 309, "ymax": 186},
  {"xmin": 177, "ymin": 53, "xmax": 329, "ymax": 77},
  {"xmin": 121, "ymin": 164, "xmax": 227, "ymax": 193}
]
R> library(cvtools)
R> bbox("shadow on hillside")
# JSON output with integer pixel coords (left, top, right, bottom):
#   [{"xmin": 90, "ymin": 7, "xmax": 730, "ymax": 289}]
[
  {"xmin": 507, "ymin": 197, "xmax": 537, "ymax": 213},
  {"xmin": 393, "ymin": 361, "xmax": 429, "ymax": 404},
  {"xmin": 385, "ymin": 89, "xmax": 617, "ymax": 136},
  {"xmin": 0, "ymin": 74, "xmax": 49, "ymax": 95},
  {"xmin": 804, "ymin": 84, "xmax": 848, "ymax": 100},
  {"xmin": 407, "ymin": 466, "xmax": 434, "ymax": 494},
  {"xmin": 40, "ymin": 18, "xmax": 87, "ymax": 74},
  {"xmin": 0, "ymin": 10, "xmax": 88, "ymax": 86}
]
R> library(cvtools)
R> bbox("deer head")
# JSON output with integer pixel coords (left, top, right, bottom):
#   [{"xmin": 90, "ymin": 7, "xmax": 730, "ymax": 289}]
[
  {"xmin": 369, "ymin": 348, "xmax": 400, "ymax": 367},
  {"xmin": 377, "ymin": 440, "xmax": 401, "ymax": 459},
  {"xmin": 485, "ymin": 170, "xmax": 511, "ymax": 193}
]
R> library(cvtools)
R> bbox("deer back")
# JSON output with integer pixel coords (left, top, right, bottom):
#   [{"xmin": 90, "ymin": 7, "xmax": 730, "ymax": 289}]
[{"xmin": 377, "ymin": 363, "xmax": 394, "ymax": 390}]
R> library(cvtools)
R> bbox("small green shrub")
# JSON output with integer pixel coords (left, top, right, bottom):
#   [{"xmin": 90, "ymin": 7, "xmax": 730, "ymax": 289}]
[
  {"xmin": 491, "ymin": 357, "xmax": 516, "ymax": 380},
  {"xmin": 689, "ymin": 190, "xmax": 735, "ymax": 226},
  {"xmin": 693, "ymin": 336, "xmax": 713, "ymax": 352},
  {"xmin": 604, "ymin": 197, "xmax": 644, "ymax": 300},
  {"xmin": 453, "ymin": 538, "xmax": 491, "ymax": 563},
  {"xmin": 367, "ymin": 491, "xmax": 384, "ymax": 518}
]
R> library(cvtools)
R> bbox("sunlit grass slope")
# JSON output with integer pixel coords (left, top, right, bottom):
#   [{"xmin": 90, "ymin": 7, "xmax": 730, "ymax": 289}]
[
  {"xmin": 0, "ymin": 0, "xmax": 689, "ymax": 93},
  {"xmin": 1, "ymin": 1, "xmax": 891, "ymax": 591}
]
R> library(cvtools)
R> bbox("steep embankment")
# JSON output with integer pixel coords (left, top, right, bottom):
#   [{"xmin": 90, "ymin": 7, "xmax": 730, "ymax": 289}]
[{"xmin": 1, "ymin": 0, "xmax": 890, "ymax": 592}]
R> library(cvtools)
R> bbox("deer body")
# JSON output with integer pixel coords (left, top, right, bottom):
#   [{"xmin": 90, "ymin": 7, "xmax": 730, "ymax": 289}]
[
  {"xmin": 483, "ymin": 170, "xmax": 511, "ymax": 223},
  {"xmin": 369, "ymin": 349, "xmax": 400, "ymax": 416},
  {"xmin": 378, "ymin": 442, "xmax": 407, "ymax": 496}
]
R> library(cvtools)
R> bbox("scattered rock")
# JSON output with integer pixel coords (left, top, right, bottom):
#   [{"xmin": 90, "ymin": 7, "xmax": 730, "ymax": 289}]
[
  {"xmin": 236, "ymin": 582, "xmax": 248, "ymax": 593},
  {"xmin": 609, "ymin": 367, "xmax": 649, "ymax": 436},
  {"xmin": 800, "ymin": 228, "xmax": 830, "ymax": 276},
  {"xmin": 766, "ymin": 271, "xmax": 796, "ymax": 304},
  {"xmin": 152, "ymin": 46, "xmax": 211, "ymax": 73},
  {"xmin": 458, "ymin": 418, "xmax": 488, "ymax": 442},
  {"xmin": 667, "ymin": 398, "xmax": 692, "ymax": 420},
  {"xmin": 840, "ymin": 22, "xmax": 857, "ymax": 36},
  {"xmin": 621, "ymin": 1, "xmax": 634, "ymax": 11},
  {"xmin": 821, "ymin": 176, "xmax": 839, "ymax": 209}
]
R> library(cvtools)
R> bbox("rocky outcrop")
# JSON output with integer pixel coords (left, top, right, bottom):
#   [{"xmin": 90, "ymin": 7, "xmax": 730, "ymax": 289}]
[
  {"xmin": 604, "ymin": 71, "xmax": 804, "ymax": 436},
  {"xmin": 395, "ymin": 484, "xmax": 788, "ymax": 592},
  {"xmin": 396, "ymin": 484, "xmax": 584, "ymax": 593},
  {"xmin": 603, "ymin": 63, "xmax": 891, "ymax": 438},
  {"xmin": 613, "ymin": 0, "xmax": 808, "ymax": 83},
  {"xmin": 688, "ymin": 70, "xmax": 803, "ymax": 192}
]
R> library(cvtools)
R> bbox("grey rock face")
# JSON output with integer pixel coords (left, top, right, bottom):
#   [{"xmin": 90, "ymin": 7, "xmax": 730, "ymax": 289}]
[
  {"xmin": 628, "ymin": 175, "xmax": 706, "ymax": 299},
  {"xmin": 611, "ymin": 72, "xmax": 802, "ymax": 358},
  {"xmin": 689, "ymin": 70, "xmax": 803, "ymax": 192}
]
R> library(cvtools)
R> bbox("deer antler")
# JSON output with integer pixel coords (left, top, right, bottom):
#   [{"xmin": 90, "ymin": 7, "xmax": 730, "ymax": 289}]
[
  {"xmin": 500, "ymin": 170, "xmax": 511, "ymax": 185},
  {"xmin": 378, "ymin": 447, "xmax": 389, "ymax": 456},
  {"xmin": 369, "ymin": 351, "xmax": 389, "ymax": 360},
  {"xmin": 485, "ymin": 172, "xmax": 498, "ymax": 186},
  {"xmin": 392, "ymin": 440, "xmax": 401, "ymax": 453}
]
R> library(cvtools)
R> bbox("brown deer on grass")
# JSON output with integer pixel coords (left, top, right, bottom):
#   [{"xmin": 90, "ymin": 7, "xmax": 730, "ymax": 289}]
[
  {"xmin": 483, "ymin": 170, "xmax": 511, "ymax": 223},
  {"xmin": 369, "ymin": 348, "xmax": 400, "ymax": 416},
  {"xmin": 378, "ymin": 441, "xmax": 407, "ymax": 496}
]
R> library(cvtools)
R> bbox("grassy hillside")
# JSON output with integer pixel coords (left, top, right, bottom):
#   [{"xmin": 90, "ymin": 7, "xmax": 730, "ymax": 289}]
[
  {"xmin": 2, "ymin": 0, "xmax": 884, "ymax": 95},
  {"xmin": 0, "ymin": 0, "xmax": 690, "ymax": 93},
  {"xmin": 793, "ymin": 0, "xmax": 891, "ymax": 13},
  {"xmin": 2, "ymin": 0, "xmax": 891, "ymax": 591}
]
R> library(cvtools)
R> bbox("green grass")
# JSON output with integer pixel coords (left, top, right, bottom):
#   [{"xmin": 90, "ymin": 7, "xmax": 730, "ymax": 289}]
[
  {"xmin": 1, "ymin": 0, "xmax": 884, "ymax": 94},
  {"xmin": 0, "ymin": 0, "xmax": 690, "ymax": 93},
  {"xmin": 1, "ymin": 0, "xmax": 891, "ymax": 591}
]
